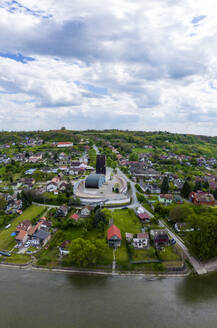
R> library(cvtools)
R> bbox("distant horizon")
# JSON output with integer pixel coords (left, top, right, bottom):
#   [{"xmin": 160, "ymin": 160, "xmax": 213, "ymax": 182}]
[
  {"xmin": 0, "ymin": 1, "xmax": 217, "ymax": 135},
  {"xmin": 0, "ymin": 128, "xmax": 216, "ymax": 138}
]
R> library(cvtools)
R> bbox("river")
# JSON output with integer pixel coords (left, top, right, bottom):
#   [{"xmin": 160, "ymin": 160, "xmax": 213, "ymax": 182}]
[{"xmin": 0, "ymin": 268, "xmax": 216, "ymax": 328}]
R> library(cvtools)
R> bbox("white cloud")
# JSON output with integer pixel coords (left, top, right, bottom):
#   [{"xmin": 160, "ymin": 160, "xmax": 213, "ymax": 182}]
[{"xmin": 0, "ymin": 0, "xmax": 216, "ymax": 135}]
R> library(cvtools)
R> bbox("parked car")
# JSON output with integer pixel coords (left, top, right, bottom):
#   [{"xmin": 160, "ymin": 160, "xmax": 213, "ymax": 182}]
[
  {"xmin": 5, "ymin": 224, "xmax": 11, "ymax": 229},
  {"xmin": 170, "ymin": 238, "xmax": 176, "ymax": 245}
]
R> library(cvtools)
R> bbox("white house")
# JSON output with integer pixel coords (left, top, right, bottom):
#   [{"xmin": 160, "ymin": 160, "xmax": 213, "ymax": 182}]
[
  {"xmin": 57, "ymin": 142, "xmax": 73, "ymax": 148},
  {"xmin": 46, "ymin": 182, "xmax": 58, "ymax": 192},
  {"xmin": 133, "ymin": 233, "xmax": 149, "ymax": 249}
]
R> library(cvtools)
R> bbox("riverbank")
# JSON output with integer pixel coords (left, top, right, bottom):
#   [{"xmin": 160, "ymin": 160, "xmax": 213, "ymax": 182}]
[{"xmin": 0, "ymin": 261, "xmax": 191, "ymax": 277}]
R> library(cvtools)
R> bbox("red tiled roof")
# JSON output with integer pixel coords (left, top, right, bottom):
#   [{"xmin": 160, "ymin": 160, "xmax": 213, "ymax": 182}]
[
  {"xmin": 107, "ymin": 224, "xmax": 122, "ymax": 240},
  {"xmin": 71, "ymin": 213, "xmax": 79, "ymax": 221},
  {"xmin": 160, "ymin": 194, "xmax": 173, "ymax": 199},
  {"xmin": 16, "ymin": 230, "xmax": 27, "ymax": 241},
  {"xmin": 138, "ymin": 213, "xmax": 150, "ymax": 220}
]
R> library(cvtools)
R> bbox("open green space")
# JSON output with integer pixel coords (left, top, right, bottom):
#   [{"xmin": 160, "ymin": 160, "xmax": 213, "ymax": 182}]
[
  {"xmin": 131, "ymin": 247, "xmax": 157, "ymax": 261},
  {"xmin": 4, "ymin": 254, "xmax": 31, "ymax": 264},
  {"xmin": 159, "ymin": 245, "xmax": 181, "ymax": 261},
  {"xmin": 113, "ymin": 209, "xmax": 142, "ymax": 236},
  {"xmin": 0, "ymin": 205, "xmax": 45, "ymax": 250}
]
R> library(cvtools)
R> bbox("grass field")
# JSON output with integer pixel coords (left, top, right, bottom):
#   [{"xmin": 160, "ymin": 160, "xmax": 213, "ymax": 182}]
[
  {"xmin": 113, "ymin": 209, "xmax": 142, "ymax": 236},
  {"xmin": 4, "ymin": 254, "xmax": 31, "ymax": 264},
  {"xmin": 131, "ymin": 247, "xmax": 157, "ymax": 261},
  {"xmin": 159, "ymin": 246, "xmax": 181, "ymax": 261},
  {"xmin": 0, "ymin": 205, "xmax": 45, "ymax": 250}
]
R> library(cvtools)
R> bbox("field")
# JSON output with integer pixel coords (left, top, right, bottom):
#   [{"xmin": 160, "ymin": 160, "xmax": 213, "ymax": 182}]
[
  {"xmin": 0, "ymin": 205, "xmax": 45, "ymax": 250},
  {"xmin": 131, "ymin": 247, "xmax": 157, "ymax": 262}
]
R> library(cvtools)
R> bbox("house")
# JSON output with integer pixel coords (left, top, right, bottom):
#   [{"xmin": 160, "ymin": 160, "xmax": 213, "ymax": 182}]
[
  {"xmin": 46, "ymin": 182, "xmax": 58, "ymax": 192},
  {"xmin": 125, "ymin": 232, "xmax": 133, "ymax": 242},
  {"xmin": 133, "ymin": 233, "xmax": 149, "ymax": 249},
  {"xmin": 158, "ymin": 194, "xmax": 173, "ymax": 205},
  {"xmin": 58, "ymin": 181, "xmax": 67, "ymax": 191},
  {"xmin": 51, "ymin": 176, "xmax": 61, "ymax": 184},
  {"xmin": 27, "ymin": 220, "xmax": 43, "ymax": 237},
  {"xmin": 150, "ymin": 229, "xmax": 169, "ymax": 248},
  {"xmin": 59, "ymin": 240, "xmax": 70, "ymax": 255},
  {"xmin": 39, "ymin": 220, "xmax": 52, "ymax": 231},
  {"xmin": 22, "ymin": 178, "xmax": 36, "ymax": 189},
  {"xmin": 107, "ymin": 224, "xmax": 122, "ymax": 248},
  {"xmin": 71, "ymin": 213, "xmax": 80, "ymax": 221},
  {"xmin": 16, "ymin": 230, "xmax": 28, "ymax": 244},
  {"xmin": 55, "ymin": 205, "xmax": 69, "ymax": 217},
  {"xmin": 138, "ymin": 212, "xmax": 150, "ymax": 222},
  {"xmin": 33, "ymin": 230, "xmax": 51, "ymax": 245},
  {"xmin": 174, "ymin": 222, "xmax": 194, "ymax": 233},
  {"xmin": 57, "ymin": 142, "xmax": 73, "ymax": 148},
  {"xmin": 173, "ymin": 195, "xmax": 183, "ymax": 204},
  {"xmin": 80, "ymin": 205, "xmax": 92, "ymax": 218},
  {"xmin": 16, "ymin": 220, "xmax": 32, "ymax": 232},
  {"xmin": 29, "ymin": 153, "xmax": 43, "ymax": 163},
  {"xmin": 189, "ymin": 192, "xmax": 216, "ymax": 206}
]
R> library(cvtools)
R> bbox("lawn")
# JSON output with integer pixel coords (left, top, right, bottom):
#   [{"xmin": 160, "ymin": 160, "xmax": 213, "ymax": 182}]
[
  {"xmin": 113, "ymin": 209, "xmax": 142, "ymax": 236},
  {"xmin": 131, "ymin": 247, "xmax": 157, "ymax": 262},
  {"xmin": 159, "ymin": 245, "xmax": 181, "ymax": 261},
  {"xmin": 0, "ymin": 205, "xmax": 45, "ymax": 250},
  {"xmin": 4, "ymin": 254, "xmax": 31, "ymax": 264}
]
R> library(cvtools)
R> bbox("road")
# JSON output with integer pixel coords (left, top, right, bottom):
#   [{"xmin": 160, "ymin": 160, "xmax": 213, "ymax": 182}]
[{"xmin": 116, "ymin": 168, "xmax": 153, "ymax": 217}]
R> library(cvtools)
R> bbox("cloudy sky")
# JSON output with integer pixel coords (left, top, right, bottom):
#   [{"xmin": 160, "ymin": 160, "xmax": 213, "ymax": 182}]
[{"xmin": 0, "ymin": 0, "xmax": 217, "ymax": 135}]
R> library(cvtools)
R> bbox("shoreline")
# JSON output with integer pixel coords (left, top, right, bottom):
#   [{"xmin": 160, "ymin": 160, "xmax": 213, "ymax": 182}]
[{"xmin": 0, "ymin": 261, "xmax": 191, "ymax": 278}]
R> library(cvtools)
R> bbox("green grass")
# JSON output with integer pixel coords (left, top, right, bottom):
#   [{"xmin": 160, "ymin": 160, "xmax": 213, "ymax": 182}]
[
  {"xmin": 113, "ymin": 209, "xmax": 142, "ymax": 237},
  {"xmin": 159, "ymin": 246, "xmax": 181, "ymax": 261},
  {"xmin": 0, "ymin": 205, "xmax": 45, "ymax": 250},
  {"xmin": 4, "ymin": 254, "xmax": 31, "ymax": 264},
  {"xmin": 131, "ymin": 247, "xmax": 157, "ymax": 261}
]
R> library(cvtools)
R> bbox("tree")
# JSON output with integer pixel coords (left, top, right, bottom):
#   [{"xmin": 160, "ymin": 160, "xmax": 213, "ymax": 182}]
[
  {"xmin": 0, "ymin": 196, "xmax": 7, "ymax": 210},
  {"xmin": 69, "ymin": 238, "xmax": 98, "ymax": 267},
  {"xmin": 160, "ymin": 177, "xmax": 169, "ymax": 194},
  {"xmin": 129, "ymin": 153, "xmax": 139, "ymax": 162},
  {"xmin": 93, "ymin": 209, "xmax": 107, "ymax": 231},
  {"xmin": 185, "ymin": 214, "xmax": 217, "ymax": 260},
  {"xmin": 213, "ymin": 187, "xmax": 217, "ymax": 200},
  {"xmin": 194, "ymin": 180, "xmax": 202, "ymax": 192},
  {"xmin": 181, "ymin": 181, "xmax": 192, "ymax": 198},
  {"xmin": 169, "ymin": 204, "xmax": 194, "ymax": 222}
]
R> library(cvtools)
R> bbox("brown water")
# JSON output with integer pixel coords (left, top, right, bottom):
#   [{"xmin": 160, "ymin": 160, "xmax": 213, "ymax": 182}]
[{"xmin": 0, "ymin": 268, "xmax": 216, "ymax": 328}]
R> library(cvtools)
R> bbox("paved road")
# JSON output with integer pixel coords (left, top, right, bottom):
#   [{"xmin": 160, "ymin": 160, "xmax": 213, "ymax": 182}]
[{"xmin": 116, "ymin": 168, "xmax": 153, "ymax": 217}]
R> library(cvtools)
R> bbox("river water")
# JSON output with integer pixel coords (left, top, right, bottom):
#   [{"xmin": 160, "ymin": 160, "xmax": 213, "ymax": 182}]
[{"xmin": 0, "ymin": 268, "xmax": 216, "ymax": 328}]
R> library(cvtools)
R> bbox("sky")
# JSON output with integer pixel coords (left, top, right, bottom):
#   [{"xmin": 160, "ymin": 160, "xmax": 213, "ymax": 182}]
[{"xmin": 0, "ymin": 0, "xmax": 217, "ymax": 135}]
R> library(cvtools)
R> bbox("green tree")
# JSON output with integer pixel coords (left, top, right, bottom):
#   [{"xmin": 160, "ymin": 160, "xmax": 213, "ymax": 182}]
[
  {"xmin": 181, "ymin": 181, "xmax": 192, "ymax": 198},
  {"xmin": 69, "ymin": 238, "xmax": 98, "ymax": 267},
  {"xmin": 93, "ymin": 209, "xmax": 107, "ymax": 231},
  {"xmin": 0, "ymin": 196, "xmax": 7, "ymax": 210},
  {"xmin": 129, "ymin": 153, "xmax": 139, "ymax": 161},
  {"xmin": 169, "ymin": 204, "xmax": 194, "ymax": 222},
  {"xmin": 160, "ymin": 177, "xmax": 169, "ymax": 194},
  {"xmin": 213, "ymin": 187, "xmax": 217, "ymax": 200}
]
